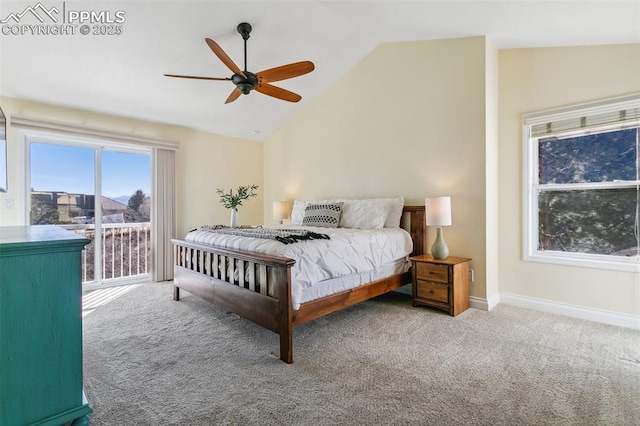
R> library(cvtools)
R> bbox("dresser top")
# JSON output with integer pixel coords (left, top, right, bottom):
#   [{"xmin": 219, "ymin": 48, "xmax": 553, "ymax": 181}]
[{"xmin": 0, "ymin": 225, "xmax": 89, "ymax": 254}]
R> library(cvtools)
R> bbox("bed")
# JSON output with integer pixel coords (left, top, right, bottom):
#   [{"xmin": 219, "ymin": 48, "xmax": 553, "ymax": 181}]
[{"xmin": 171, "ymin": 200, "xmax": 425, "ymax": 363}]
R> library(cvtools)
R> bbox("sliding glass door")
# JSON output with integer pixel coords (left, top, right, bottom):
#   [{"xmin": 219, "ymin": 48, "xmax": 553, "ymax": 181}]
[
  {"xmin": 28, "ymin": 139, "xmax": 151, "ymax": 289},
  {"xmin": 101, "ymin": 150, "xmax": 151, "ymax": 284}
]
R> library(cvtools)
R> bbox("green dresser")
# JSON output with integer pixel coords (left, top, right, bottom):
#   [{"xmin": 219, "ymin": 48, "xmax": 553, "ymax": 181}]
[{"xmin": 0, "ymin": 226, "xmax": 92, "ymax": 425}]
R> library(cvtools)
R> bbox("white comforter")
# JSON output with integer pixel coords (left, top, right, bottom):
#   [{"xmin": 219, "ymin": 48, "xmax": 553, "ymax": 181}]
[{"xmin": 184, "ymin": 226, "xmax": 413, "ymax": 309}]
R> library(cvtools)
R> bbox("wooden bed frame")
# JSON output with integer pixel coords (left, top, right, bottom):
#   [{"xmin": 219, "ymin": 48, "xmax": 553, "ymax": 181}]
[{"xmin": 171, "ymin": 205, "xmax": 425, "ymax": 363}]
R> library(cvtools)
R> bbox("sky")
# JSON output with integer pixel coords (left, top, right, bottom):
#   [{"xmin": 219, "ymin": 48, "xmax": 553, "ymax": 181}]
[{"xmin": 30, "ymin": 142, "xmax": 151, "ymax": 198}]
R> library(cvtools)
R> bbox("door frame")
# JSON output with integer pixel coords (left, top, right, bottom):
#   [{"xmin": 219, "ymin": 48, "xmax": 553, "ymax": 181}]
[{"xmin": 20, "ymin": 130, "xmax": 152, "ymax": 289}]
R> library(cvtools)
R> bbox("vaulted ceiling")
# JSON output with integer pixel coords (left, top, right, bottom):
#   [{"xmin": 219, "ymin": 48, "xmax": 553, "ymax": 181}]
[{"xmin": 1, "ymin": 1, "xmax": 639, "ymax": 141}]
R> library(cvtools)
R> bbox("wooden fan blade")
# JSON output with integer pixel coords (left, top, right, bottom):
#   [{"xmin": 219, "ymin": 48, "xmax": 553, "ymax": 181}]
[
  {"xmin": 256, "ymin": 61, "xmax": 315, "ymax": 83},
  {"xmin": 164, "ymin": 74, "xmax": 230, "ymax": 81},
  {"xmin": 255, "ymin": 83, "xmax": 302, "ymax": 103},
  {"xmin": 205, "ymin": 38, "xmax": 246, "ymax": 78},
  {"xmin": 225, "ymin": 88, "xmax": 242, "ymax": 104}
]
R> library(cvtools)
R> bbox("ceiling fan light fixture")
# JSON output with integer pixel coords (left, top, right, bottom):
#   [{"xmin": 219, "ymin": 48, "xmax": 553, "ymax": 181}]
[{"xmin": 238, "ymin": 83, "xmax": 253, "ymax": 94}]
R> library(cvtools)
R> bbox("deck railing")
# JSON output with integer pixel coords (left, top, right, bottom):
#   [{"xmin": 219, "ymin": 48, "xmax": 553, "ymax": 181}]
[{"xmin": 61, "ymin": 223, "xmax": 151, "ymax": 284}]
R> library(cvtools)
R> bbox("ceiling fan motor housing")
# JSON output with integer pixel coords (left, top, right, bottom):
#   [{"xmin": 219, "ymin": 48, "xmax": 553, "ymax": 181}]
[{"xmin": 232, "ymin": 71, "xmax": 258, "ymax": 94}]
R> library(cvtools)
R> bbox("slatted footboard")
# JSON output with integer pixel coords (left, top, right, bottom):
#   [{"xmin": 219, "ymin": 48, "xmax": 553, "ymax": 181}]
[{"xmin": 172, "ymin": 239, "xmax": 296, "ymax": 362}]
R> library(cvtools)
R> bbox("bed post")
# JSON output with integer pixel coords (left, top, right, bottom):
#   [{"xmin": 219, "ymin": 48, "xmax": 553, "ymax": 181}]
[
  {"xmin": 403, "ymin": 206, "xmax": 425, "ymax": 256},
  {"xmin": 173, "ymin": 286, "xmax": 180, "ymax": 301},
  {"xmin": 173, "ymin": 243, "xmax": 180, "ymax": 301},
  {"xmin": 274, "ymin": 267, "xmax": 294, "ymax": 363}
]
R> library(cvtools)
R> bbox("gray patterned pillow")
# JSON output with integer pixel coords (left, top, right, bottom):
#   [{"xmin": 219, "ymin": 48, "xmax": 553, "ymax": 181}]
[{"xmin": 302, "ymin": 202, "xmax": 343, "ymax": 228}]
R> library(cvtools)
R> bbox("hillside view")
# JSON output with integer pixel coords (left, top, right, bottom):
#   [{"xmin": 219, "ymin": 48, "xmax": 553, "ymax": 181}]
[{"xmin": 31, "ymin": 189, "xmax": 150, "ymax": 225}]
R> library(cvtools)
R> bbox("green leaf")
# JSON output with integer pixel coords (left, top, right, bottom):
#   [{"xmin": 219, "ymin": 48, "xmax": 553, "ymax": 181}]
[{"xmin": 216, "ymin": 184, "xmax": 259, "ymax": 210}]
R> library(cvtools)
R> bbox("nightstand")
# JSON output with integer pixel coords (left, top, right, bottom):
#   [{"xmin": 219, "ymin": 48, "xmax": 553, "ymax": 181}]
[{"xmin": 410, "ymin": 254, "xmax": 471, "ymax": 316}]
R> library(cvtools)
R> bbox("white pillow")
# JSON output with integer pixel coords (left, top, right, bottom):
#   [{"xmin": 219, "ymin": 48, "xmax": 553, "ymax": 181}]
[
  {"xmin": 290, "ymin": 200, "xmax": 310, "ymax": 225},
  {"xmin": 338, "ymin": 199, "xmax": 390, "ymax": 230},
  {"xmin": 383, "ymin": 197, "xmax": 404, "ymax": 228}
]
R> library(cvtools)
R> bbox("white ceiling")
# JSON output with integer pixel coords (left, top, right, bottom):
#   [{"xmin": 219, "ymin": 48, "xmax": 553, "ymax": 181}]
[{"xmin": 1, "ymin": 1, "xmax": 639, "ymax": 141}]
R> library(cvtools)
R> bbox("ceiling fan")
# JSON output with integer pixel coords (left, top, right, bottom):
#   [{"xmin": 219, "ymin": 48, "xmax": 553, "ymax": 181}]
[{"xmin": 164, "ymin": 22, "xmax": 315, "ymax": 104}]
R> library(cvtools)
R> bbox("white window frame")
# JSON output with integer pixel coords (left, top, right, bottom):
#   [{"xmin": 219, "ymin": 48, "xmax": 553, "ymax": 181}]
[
  {"xmin": 523, "ymin": 93, "xmax": 640, "ymax": 272},
  {"xmin": 11, "ymin": 114, "xmax": 178, "ymax": 283}
]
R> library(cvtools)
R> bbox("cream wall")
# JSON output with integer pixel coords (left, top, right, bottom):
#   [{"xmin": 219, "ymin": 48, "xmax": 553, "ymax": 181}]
[
  {"xmin": 499, "ymin": 44, "xmax": 640, "ymax": 316},
  {"xmin": 173, "ymin": 128, "xmax": 263, "ymax": 236},
  {"xmin": 264, "ymin": 36, "xmax": 496, "ymax": 301},
  {"xmin": 0, "ymin": 96, "xmax": 264, "ymax": 236}
]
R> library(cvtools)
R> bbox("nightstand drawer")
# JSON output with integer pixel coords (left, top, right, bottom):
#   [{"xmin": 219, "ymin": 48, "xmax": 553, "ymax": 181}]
[
  {"xmin": 415, "ymin": 262, "xmax": 449, "ymax": 283},
  {"xmin": 416, "ymin": 280, "xmax": 449, "ymax": 304}
]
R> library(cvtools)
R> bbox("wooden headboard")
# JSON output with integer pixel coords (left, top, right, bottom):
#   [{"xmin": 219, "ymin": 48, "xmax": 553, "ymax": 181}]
[{"xmin": 402, "ymin": 205, "xmax": 425, "ymax": 257}]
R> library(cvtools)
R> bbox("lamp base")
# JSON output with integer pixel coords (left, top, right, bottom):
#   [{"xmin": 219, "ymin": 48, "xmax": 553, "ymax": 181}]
[{"xmin": 431, "ymin": 227, "xmax": 449, "ymax": 260}]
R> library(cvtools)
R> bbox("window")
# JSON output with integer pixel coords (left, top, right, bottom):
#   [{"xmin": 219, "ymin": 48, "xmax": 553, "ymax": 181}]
[
  {"xmin": 28, "ymin": 140, "xmax": 152, "ymax": 288},
  {"xmin": 523, "ymin": 93, "xmax": 640, "ymax": 271}
]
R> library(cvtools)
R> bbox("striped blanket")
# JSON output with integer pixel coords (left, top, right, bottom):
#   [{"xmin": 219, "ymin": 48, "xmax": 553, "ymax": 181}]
[{"xmin": 195, "ymin": 225, "xmax": 330, "ymax": 245}]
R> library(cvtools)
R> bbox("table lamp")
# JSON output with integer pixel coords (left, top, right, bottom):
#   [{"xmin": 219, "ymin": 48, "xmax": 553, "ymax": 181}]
[
  {"xmin": 425, "ymin": 196, "xmax": 451, "ymax": 259},
  {"xmin": 273, "ymin": 201, "xmax": 291, "ymax": 225}
]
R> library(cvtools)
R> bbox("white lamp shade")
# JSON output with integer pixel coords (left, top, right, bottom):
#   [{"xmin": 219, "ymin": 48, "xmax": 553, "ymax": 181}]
[
  {"xmin": 272, "ymin": 201, "xmax": 291, "ymax": 221},
  {"xmin": 425, "ymin": 196, "xmax": 452, "ymax": 226}
]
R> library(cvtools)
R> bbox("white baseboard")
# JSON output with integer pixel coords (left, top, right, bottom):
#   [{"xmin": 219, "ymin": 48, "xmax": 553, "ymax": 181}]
[
  {"xmin": 470, "ymin": 296, "xmax": 488, "ymax": 311},
  {"xmin": 395, "ymin": 287, "xmax": 638, "ymax": 330},
  {"xmin": 470, "ymin": 293, "xmax": 500, "ymax": 311},
  {"xmin": 499, "ymin": 293, "xmax": 640, "ymax": 330}
]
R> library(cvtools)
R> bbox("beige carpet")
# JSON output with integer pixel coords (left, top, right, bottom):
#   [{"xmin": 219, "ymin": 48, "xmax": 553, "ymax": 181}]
[{"xmin": 82, "ymin": 282, "xmax": 640, "ymax": 425}]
